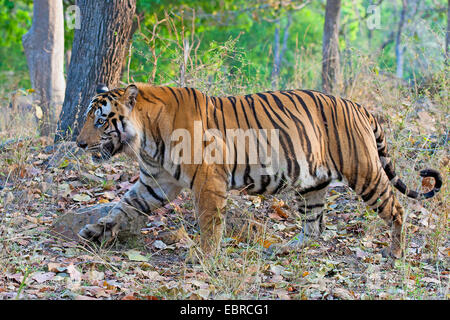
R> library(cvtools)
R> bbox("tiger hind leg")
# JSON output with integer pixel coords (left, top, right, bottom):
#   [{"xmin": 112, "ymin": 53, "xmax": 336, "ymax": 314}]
[
  {"xmin": 357, "ymin": 168, "xmax": 405, "ymax": 259},
  {"xmin": 283, "ymin": 181, "xmax": 330, "ymax": 250},
  {"xmin": 191, "ymin": 165, "xmax": 228, "ymax": 257}
]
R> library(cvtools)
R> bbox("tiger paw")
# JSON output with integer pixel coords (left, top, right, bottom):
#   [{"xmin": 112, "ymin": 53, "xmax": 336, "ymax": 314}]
[
  {"xmin": 78, "ymin": 216, "xmax": 120, "ymax": 245},
  {"xmin": 381, "ymin": 246, "xmax": 402, "ymax": 260},
  {"xmin": 264, "ymin": 232, "xmax": 312, "ymax": 256},
  {"xmin": 285, "ymin": 231, "xmax": 311, "ymax": 249}
]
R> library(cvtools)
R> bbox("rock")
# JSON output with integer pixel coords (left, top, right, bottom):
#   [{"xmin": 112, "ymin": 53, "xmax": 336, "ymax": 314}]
[
  {"xmin": 50, "ymin": 202, "xmax": 149, "ymax": 243},
  {"xmin": 50, "ymin": 203, "xmax": 116, "ymax": 241},
  {"xmin": 80, "ymin": 172, "xmax": 104, "ymax": 184}
]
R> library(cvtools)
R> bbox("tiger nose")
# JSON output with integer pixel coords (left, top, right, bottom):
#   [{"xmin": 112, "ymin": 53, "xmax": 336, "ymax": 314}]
[{"xmin": 77, "ymin": 139, "xmax": 88, "ymax": 149}]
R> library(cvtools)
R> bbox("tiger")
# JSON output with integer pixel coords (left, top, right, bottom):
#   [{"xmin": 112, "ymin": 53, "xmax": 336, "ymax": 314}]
[{"xmin": 76, "ymin": 82, "xmax": 442, "ymax": 259}]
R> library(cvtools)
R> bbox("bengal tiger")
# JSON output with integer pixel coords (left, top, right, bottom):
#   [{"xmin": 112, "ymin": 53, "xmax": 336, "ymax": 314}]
[{"xmin": 76, "ymin": 82, "xmax": 442, "ymax": 259}]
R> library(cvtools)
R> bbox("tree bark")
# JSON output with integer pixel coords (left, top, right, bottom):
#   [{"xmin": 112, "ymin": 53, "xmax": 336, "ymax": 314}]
[
  {"xmin": 22, "ymin": 0, "xmax": 65, "ymax": 137},
  {"xmin": 271, "ymin": 13, "xmax": 292, "ymax": 89},
  {"xmin": 56, "ymin": 0, "xmax": 136, "ymax": 141},
  {"xmin": 322, "ymin": 0, "xmax": 342, "ymax": 94},
  {"xmin": 446, "ymin": 0, "xmax": 449, "ymax": 64},
  {"xmin": 395, "ymin": 0, "xmax": 407, "ymax": 79}
]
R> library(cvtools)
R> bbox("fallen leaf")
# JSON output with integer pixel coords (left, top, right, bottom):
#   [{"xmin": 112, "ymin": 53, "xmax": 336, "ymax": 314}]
[
  {"xmin": 31, "ymin": 272, "xmax": 55, "ymax": 284},
  {"xmin": 5, "ymin": 273, "xmax": 24, "ymax": 283},
  {"xmin": 75, "ymin": 294, "xmax": 98, "ymax": 300},
  {"xmin": 332, "ymin": 287, "xmax": 354, "ymax": 300},
  {"xmin": 195, "ymin": 288, "xmax": 210, "ymax": 299},
  {"xmin": 125, "ymin": 250, "xmax": 149, "ymax": 262},
  {"xmin": 153, "ymin": 240, "xmax": 168, "ymax": 250},
  {"xmin": 420, "ymin": 277, "xmax": 440, "ymax": 285},
  {"xmin": 103, "ymin": 191, "xmax": 116, "ymax": 200},
  {"xmin": 72, "ymin": 194, "xmax": 92, "ymax": 202},
  {"xmin": 67, "ymin": 264, "xmax": 82, "ymax": 282},
  {"xmin": 84, "ymin": 270, "xmax": 104, "ymax": 282},
  {"xmin": 273, "ymin": 288, "xmax": 290, "ymax": 300},
  {"xmin": 47, "ymin": 262, "xmax": 66, "ymax": 273},
  {"xmin": 142, "ymin": 271, "xmax": 165, "ymax": 281}
]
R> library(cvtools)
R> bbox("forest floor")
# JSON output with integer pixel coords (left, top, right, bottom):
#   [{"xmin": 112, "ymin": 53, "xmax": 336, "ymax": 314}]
[{"xmin": 0, "ymin": 88, "xmax": 448, "ymax": 300}]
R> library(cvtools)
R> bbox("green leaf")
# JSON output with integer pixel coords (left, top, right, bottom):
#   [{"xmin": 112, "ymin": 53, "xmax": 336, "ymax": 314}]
[{"xmin": 125, "ymin": 250, "xmax": 149, "ymax": 262}]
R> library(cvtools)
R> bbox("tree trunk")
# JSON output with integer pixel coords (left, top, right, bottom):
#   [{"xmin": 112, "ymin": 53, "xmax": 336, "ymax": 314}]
[
  {"xmin": 395, "ymin": 0, "xmax": 407, "ymax": 79},
  {"xmin": 271, "ymin": 13, "xmax": 292, "ymax": 89},
  {"xmin": 322, "ymin": 0, "xmax": 342, "ymax": 94},
  {"xmin": 446, "ymin": 0, "xmax": 449, "ymax": 64},
  {"xmin": 22, "ymin": 0, "xmax": 65, "ymax": 137},
  {"xmin": 56, "ymin": 0, "xmax": 136, "ymax": 141}
]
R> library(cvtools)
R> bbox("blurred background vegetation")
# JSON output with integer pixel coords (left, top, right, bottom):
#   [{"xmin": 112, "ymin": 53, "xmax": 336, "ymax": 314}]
[{"xmin": 0, "ymin": 0, "xmax": 447, "ymax": 101}]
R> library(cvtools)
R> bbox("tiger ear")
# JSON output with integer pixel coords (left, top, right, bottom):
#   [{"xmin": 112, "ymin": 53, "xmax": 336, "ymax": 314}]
[
  {"xmin": 123, "ymin": 84, "xmax": 139, "ymax": 110},
  {"xmin": 96, "ymin": 84, "xmax": 109, "ymax": 94}
]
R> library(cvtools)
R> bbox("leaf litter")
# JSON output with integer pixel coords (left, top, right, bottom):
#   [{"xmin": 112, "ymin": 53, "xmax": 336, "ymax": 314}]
[{"xmin": 0, "ymin": 133, "xmax": 447, "ymax": 300}]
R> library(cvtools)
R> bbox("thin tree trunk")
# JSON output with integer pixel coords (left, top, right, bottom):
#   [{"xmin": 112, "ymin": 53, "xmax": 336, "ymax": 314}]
[
  {"xmin": 56, "ymin": 0, "xmax": 136, "ymax": 141},
  {"xmin": 395, "ymin": 0, "xmax": 407, "ymax": 79},
  {"xmin": 271, "ymin": 19, "xmax": 281, "ymax": 89},
  {"xmin": 322, "ymin": 0, "xmax": 342, "ymax": 94},
  {"xmin": 446, "ymin": 0, "xmax": 449, "ymax": 64},
  {"xmin": 271, "ymin": 14, "xmax": 292, "ymax": 89},
  {"xmin": 22, "ymin": 0, "xmax": 65, "ymax": 137}
]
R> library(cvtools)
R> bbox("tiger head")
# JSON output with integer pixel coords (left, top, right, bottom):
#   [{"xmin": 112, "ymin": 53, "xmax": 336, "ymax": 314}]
[{"xmin": 76, "ymin": 84, "xmax": 139, "ymax": 163}]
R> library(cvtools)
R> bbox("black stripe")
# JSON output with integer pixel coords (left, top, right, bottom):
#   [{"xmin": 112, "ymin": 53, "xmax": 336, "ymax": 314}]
[
  {"xmin": 218, "ymin": 97, "xmax": 227, "ymax": 132},
  {"xmin": 257, "ymin": 174, "xmax": 271, "ymax": 194},
  {"xmin": 328, "ymin": 95, "xmax": 344, "ymax": 172},
  {"xmin": 340, "ymin": 99, "xmax": 359, "ymax": 189},
  {"xmin": 266, "ymin": 92, "xmax": 292, "ymax": 120},
  {"xmin": 315, "ymin": 94, "xmax": 341, "ymax": 180},
  {"xmin": 256, "ymin": 93, "xmax": 288, "ymax": 127},
  {"xmin": 254, "ymin": 95, "xmax": 299, "ymax": 180},
  {"xmin": 173, "ymin": 165, "xmax": 181, "ymax": 180},
  {"xmin": 289, "ymin": 91, "xmax": 319, "ymax": 136},
  {"xmin": 111, "ymin": 118, "xmax": 121, "ymax": 141},
  {"xmin": 231, "ymin": 143, "xmax": 237, "ymax": 188},
  {"xmin": 243, "ymin": 153, "xmax": 255, "ymax": 190},
  {"xmin": 384, "ymin": 162, "xmax": 397, "ymax": 180},
  {"xmin": 139, "ymin": 178, "xmax": 165, "ymax": 205},
  {"xmin": 272, "ymin": 173, "xmax": 287, "ymax": 194},
  {"xmin": 190, "ymin": 166, "xmax": 199, "ymax": 190},
  {"xmin": 145, "ymin": 90, "xmax": 165, "ymax": 104},
  {"xmin": 166, "ymin": 86, "xmax": 180, "ymax": 106},
  {"xmin": 299, "ymin": 180, "xmax": 331, "ymax": 195},
  {"xmin": 361, "ymin": 170, "xmax": 383, "ymax": 202},
  {"xmin": 124, "ymin": 195, "xmax": 148, "ymax": 213},
  {"xmin": 211, "ymin": 97, "xmax": 218, "ymax": 127},
  {"xmin": 227, "ymin": 96, "xmax": 240, "ymax": 128},
  {"xmin": 306, "ymin": 203, "xmax": 325, "ymax": 209},
  {"xmin": 374, "ymin": 190, "xmax": 392, "ymax": 213}
]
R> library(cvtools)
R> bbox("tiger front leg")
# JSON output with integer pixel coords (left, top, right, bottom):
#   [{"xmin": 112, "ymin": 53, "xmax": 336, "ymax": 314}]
[{"xmin": 78, "ymin": 174, "xmax": 182, "ymax": 244}]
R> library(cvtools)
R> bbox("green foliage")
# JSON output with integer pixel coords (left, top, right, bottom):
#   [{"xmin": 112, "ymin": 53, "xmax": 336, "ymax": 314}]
[
  {"xmin": 0, "ymin": 0, "xmax": 448, "ymax": 95},
  {"xmin": 0, "ymin": 0, "xmax": 32, "ymax": 47},
  {"xmin": 0, "ymin": 0, "xmax": 32, "ymax": 91},
  {"xmin": 130, "ymin": 1, "xmax": 326, "ymax": 90}
]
